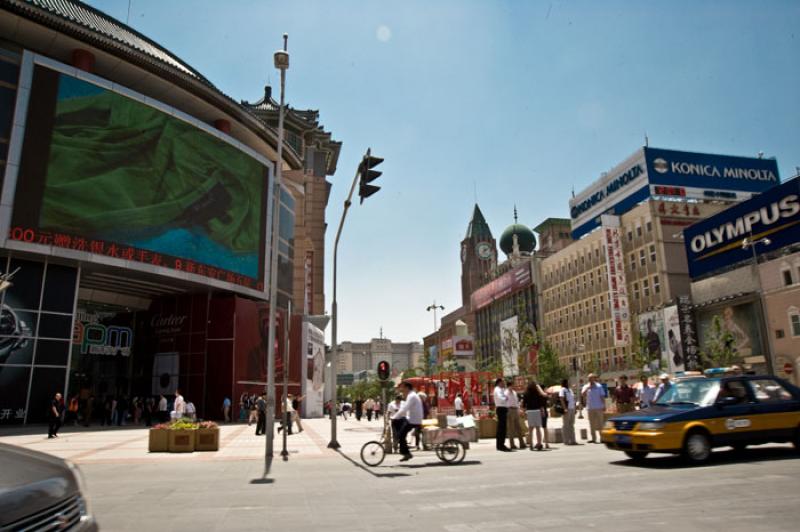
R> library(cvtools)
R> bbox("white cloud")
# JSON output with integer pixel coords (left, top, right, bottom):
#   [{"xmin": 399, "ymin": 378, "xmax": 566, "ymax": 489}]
[{"xmin": 376, "ymin": 25, "xmax": 392, "ymax": 42}]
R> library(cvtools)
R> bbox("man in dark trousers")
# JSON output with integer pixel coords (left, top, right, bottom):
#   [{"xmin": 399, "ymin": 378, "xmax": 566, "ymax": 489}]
[
  {"xmin": 255, "ymin": 394, "xmax": 267, "ymax": 436},
  {"xmin": 48, "ymin": 392, "xmax": 63, "ymax": 438},
  {"xmin": 493, "ymin": 378, "xmax": 512, "ymax": 452}
]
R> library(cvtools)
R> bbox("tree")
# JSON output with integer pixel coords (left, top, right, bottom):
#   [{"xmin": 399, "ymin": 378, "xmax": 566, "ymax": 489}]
[
  {"xmin": 700, "ymin": 315, "xmax": 738, "ymax": 369},
  {"xmin": 627, "ymin": 336, "xmax": 652, "ymax": 377},
  {"xmin": 534, "ymin": 332, "xmax": 569, "ymax": 387}
]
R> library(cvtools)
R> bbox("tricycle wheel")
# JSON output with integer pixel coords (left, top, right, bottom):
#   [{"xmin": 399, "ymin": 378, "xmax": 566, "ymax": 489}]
[
  {"xmin": 438, "ymin": 439, "xmax": 466, "ymax": 464},
  {"xmin": 360, "ymin": 440, "xmax": 385, "ymax": 467}
]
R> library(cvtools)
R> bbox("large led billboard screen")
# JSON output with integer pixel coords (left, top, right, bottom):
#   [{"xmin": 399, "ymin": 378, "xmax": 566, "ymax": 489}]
[{"xmin": 9, "ymin": 62, "xmax": 270, "ymax": 291}]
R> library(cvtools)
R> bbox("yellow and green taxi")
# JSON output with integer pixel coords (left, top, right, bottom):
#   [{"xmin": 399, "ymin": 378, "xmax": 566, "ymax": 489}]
[{"xmin": 601, "ymin": 374, "xmax": 800, "ymax": 464}]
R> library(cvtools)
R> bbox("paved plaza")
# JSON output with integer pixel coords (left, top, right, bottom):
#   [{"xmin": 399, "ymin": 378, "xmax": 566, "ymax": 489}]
[{"xmin": 3, "ymin": 416, "xmax": 800, "ymax": 531}]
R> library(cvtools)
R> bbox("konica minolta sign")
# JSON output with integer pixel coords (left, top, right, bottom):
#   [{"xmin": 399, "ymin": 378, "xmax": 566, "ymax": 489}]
[
  {"xmin": 569, "ymin": 147, "xmax": 780, "ymax": 239},
  {"xmin": 683, "ymin": 176, "xmax": 799, "ymax": 279}
]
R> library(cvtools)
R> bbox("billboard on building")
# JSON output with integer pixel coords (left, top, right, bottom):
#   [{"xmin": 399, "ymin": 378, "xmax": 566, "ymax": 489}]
[
  {"xmin": 569, "ymin": 147, "xmax": 780, "ymax": 239},
  {"xmin": 6, "ymin": 57, "xmax": 271, "ymax": 293},
  {"xmin": 471, "ymin": 264, "xmax": 531, "ymax": 311},
  {"xmin": 500, "ymin": 316, "xmax": 519, "ymax": 376},
  {"xmin": 696, "ymin": 302, "xmax": 764, "ymax": 365},
  {"xmin": 302, "ymin": 322, "xmax": 325, "ymax": 418},
  {"xmin": 601, "ymin": 215, "xmax": 631, "ymax": 347},
  {"xmin": 662, "ymin": 305, "xmax": 685, "ymax": 373},
  {"xmin": 683, "ymin": 176, "xmax": 800, "ymax": 279},
  {"xmin": 638, "ymin": 310, "xmax": 666, "ymax": 372}
]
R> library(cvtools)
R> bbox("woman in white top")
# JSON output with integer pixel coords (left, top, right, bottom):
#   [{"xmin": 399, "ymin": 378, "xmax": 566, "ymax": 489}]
[{"xmin": 559, "ymin": 379, "xmax": 577, "ymax": 445}]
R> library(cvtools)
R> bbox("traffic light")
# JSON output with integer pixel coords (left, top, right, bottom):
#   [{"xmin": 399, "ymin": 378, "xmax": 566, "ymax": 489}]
[
  {"xmin": 377, "ymin": 360, "xmax": 391, "ymax": 381},
  {"xmin": 358, "ymin": 149, "xmax": 383, "ymax": 204}
]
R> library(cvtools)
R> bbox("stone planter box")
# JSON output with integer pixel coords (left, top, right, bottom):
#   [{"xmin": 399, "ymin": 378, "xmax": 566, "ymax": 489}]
[
  {"xmin": 148, "ymin": 428, "xmax": 169, "ymax": 452},
  {"xmin": 195, "ymin": 427, "xmax": 220, "ymax": 452},
  {"xmin": 168, "ymin": 429, "xmax": 196, "ymax": 452},
  {"xmin": 478, "ymin": 418, "xmax": 497, "ymax": 439}
]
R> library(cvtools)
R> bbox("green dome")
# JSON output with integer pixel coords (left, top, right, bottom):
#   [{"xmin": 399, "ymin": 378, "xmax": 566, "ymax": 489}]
[{"xmin": 500, "ymin": 224, "xmax": 536, "ymax": 255}]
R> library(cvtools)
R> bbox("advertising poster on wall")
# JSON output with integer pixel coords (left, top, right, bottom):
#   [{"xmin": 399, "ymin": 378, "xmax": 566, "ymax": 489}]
[
  {"xmin": 638, "ymin": 310, "xmax": 666, "ymax": 372},
  {"xmin": 602, "ymin": 215, "xmax": 631, "ymax": 347},
  {"xmin": 11, "ymin": 62, "xmax": 270, "ymax": 291},
  {"xmin": 152, "ymin": 352, "xmax": 179, "ymax": 396},
  {"xmin": 302, "ymin": 322, "xmax": 325, "ymax": 418},
  {"xmin": 696, "ymin": 302, "xmax": 763, "ymax": 364},
  {"xmin": 500, "ymin": 315, "xmax": 519, "ymax": 376},
  {"xmin": 677, "ymin": 295, "xmax": 700, "ymax": 370},
  {"xmin": 662, "ymin": 306, "xmax": 685, "ymax": 373}
]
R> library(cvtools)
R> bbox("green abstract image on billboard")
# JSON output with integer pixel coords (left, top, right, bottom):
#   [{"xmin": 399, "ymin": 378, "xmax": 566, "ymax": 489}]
[{"xmin": 12, "ymin": 64, "xmax": 269, "ymax": 289}]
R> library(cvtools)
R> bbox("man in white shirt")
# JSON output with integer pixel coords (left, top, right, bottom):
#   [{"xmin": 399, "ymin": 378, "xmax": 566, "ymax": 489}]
[
  {"xmin": 493, "ymin": 378, "xmax": 512, "ymax": 452},
  {"xmin": 454, "ymin": 393, "xmax": 464, "ymax": 417},
  {"xmin": 387, "ymin": 395, "xmax": 404, "ymax": 453},
  {"xmin": 158, "ymin": 395, "xmax": 168, "ymax": 423},
  {"xmin": 637, "ymin": 375, "xmax": 656, "ymax": 409},
  {"xmin": 392, "ymin": 382, "xmax": 424, "ymax": 461},
  {"xmin": 581, "ymin": 375, "xmax": 606, "ymax": 443},
  {"xmin": 653, "ymin": 373, "xmax": 673, "ymax": 404},
  {"xmin": 173, "ymin": 390, "xmax": 185, "ymax": 419},
  {"xmin": 559, "ymin": 378, "xmax": 577, "ymax": 445},
  {"xmin": 506, "ymin": 385, "xmax": 525, "ymax": 450}
]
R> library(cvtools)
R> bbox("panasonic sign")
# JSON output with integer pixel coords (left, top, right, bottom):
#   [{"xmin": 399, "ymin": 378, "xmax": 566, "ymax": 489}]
[{"xmin": 683, "ymin": 176, "xmax": 800, "ymax": 279}]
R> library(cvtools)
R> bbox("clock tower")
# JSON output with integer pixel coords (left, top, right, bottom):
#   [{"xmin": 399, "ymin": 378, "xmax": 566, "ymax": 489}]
[{"xmin": 460, "ymin": 204, "xmax": 497, "ymax": 307}]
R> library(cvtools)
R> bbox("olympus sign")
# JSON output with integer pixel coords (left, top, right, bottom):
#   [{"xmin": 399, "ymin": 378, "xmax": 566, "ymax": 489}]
[{"xmin": 690, "ymin": 194, "xmax": 799, "ymax": 254}]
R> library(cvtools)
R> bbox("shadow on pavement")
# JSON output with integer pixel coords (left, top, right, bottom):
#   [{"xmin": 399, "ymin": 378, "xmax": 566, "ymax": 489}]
[
  {"xmin": 393, "ymin": 459, "xmax": 482, "ymax": 469},
  {"xmin": 249, "ymin": 478, "xmax": 275, "ymax": 484},
  {"xmin": 335, "ymin": 449, "xmax": 411, "ymax": 478},
  {"xmin": 609, "ymin": 445, "xmax": 799, "ymax": 469}
]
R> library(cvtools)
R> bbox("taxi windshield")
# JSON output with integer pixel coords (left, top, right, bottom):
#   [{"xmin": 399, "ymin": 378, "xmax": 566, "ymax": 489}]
[{"xmin": 654, "ymin": 378, "xmax": 721, "ymax": 407}]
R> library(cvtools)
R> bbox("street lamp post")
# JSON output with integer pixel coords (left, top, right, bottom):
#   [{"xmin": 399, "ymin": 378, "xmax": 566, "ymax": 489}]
[
  {"xmin": 426, "ymin": 302, "xmax": 444, "ymax": 375},
  {"xmin": 264, "ymin": 34, "xmax": 289, "ymax": 478},
  {"xmin": 742, "ymin": 234, "xmax": 774, "ymax": 374}
]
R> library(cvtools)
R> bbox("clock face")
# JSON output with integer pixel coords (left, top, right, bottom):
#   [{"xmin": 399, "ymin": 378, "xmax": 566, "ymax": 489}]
[
  {"xmin": 476, "ymin": 242, "xmax": 493, "ymax": 260},
  {"xmin": 461, "ymin": 243, "xmax": 467, "ymax": 263}
]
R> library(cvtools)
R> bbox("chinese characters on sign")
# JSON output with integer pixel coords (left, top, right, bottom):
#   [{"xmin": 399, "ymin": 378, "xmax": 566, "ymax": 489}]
[
  {"xmin": 8, "ymin": 227, "xmax": 262, "ymax": 290},
  {"xmin": 602, "ymin": 216, "xmax": 631, "ymax": 347},
  {"xmin": 0, "ymin": 408, "xmax": 25, "ymax": 421},
  {"xmin": 677, "ymin": 295, "xmax": 699, "ymax": 370}
]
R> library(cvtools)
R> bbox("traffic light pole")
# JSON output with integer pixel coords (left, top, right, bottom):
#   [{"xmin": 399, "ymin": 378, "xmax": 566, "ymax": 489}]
[{"xmin": 327, "ymin": 154, "xmax": 364, "ymax": 449}]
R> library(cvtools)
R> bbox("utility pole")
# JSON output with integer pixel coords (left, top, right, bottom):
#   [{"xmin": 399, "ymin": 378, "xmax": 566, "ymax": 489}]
[
  {"xmin": 281, "ymin": 301, "xmax": 292, "ymax": 460},
  {"xmin": 264, "ymin": 33, "xmax": 289, "ymax": 478}
]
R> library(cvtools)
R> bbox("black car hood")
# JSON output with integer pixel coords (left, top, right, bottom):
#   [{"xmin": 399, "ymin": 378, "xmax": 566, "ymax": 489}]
[{"xmin": 0, "ymin": 443, "xmax": 78, "ymax": 526}]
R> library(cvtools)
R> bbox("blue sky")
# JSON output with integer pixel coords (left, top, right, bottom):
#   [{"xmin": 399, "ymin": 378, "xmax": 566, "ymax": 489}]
[{"xmin": 88, "ymin": 0, "xmax": 800, "ymax": 344}]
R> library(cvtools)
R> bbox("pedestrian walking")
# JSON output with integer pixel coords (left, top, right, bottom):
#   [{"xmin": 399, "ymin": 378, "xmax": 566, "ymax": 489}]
[
  {"xmin": 185, "ymin": 401, "xmax": 196, "ymax": 421},
  {"xmin": 392, "ymin": 382, "xmax": 424, "ymax": 462},
  {"xmin": 582, "ymin": 374, "xmax": 606, "ymax": 443},
  {"xmin": 559, "ymin": 379, "xmax": 577, "ymax": 445},
  {"xmin": 223, "ymin": 396, "xmax": 232, "ymax": 422},
  {"xmin": 614, "ymin": 375, "xmax": 636, "ymax": 413},
  {"xmin": 454, "ymin": 393, "xmax": 464, "ymax": 417},
  {"xmin": 493, "ymin": 378, "xmax": 512, "ymax": 452},
  {"xmin": 248, "ymin": 395, "xmax": 259, "ymax": 425},
  {"xmin": 373, "ymin": 399, "xmax": 381, "ymax": 420},
  {"xmin": 84, "ymin": 395, "xmax": 94, "ymax": 427},
  {"xmin": 158, "ymin": 394, "xmax": 168, "ymax": 423},
  {"xmin": 66, "ymin": 395, "xmax": 79, "ymax": 426},
  {"xmin": 292, "ymin": 395, "xmax": 304, "ymax": 433},
  {"xmin": 48, "ymin": 392, "xmax": 63, "ymax": 438},
  {"xmin": 278, "ymin": 395, "xmax": 294, "ymax": 435},
  {"xmin": 110, "ymin": 397, "xmax": 118, "ymax": 426},
  {"xmin": 637, "ymin": 375, "xmax": 656, "ymax": 409},
  {"xmin": 506, "ymin": 385, "xmax": 526, "ymax": 450},
  {"xmin": 355, "ymin": 398, "xmax": 364, "ymax": 421},
  {"xmin": 255, "ymin": 394, "xmax": 267, "ymax": 435},
  {"xmin": 387, "ymin": 395, "xmax": 403, "ymax": 452},
  {"xmin": 173, "ymin": 390, "xmax": 186, "ymax": 420},
  {"xmin": 522, "ymin": 380, "xmax": 547, "ymax": 450},
  {"xmin": 364, "ymin": 397, "xmax": 374, "ymax": 422}
]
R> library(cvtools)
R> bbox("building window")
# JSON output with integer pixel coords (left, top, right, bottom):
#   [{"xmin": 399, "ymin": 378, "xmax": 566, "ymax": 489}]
[
  {"xmin": 646, "ymin": 220, "xmax": 653, "ymax": 233},
  {"xmin": 791, "ymin": 312, "xmax": 800, "ymax": 337},
  {"xmin": 649, "ymin": 244, "xmax": 656, "ymax": 263},
  {"xmin": 636, "ymin": 225, "xmax": 642, "ymax": 237},
  {"xmin": 633, "ymin": 282, "xmax": 639, "ymax": 300},
  {"xmin": 643, "ymin": 278, "xmax": 650, "ymax": 297},
  {"xmin": 630, "ymin": 253, "xmax": 636, "ymax": 271},
  {"xmin": 639, "ymin": 249, "xmax": 646, "ymax": 266},
  {"xmin": 782, "ymin": 269, "xmax": 793, "ymax": 286},
  {"xmin": 653, "ymin": 275, "xmax": 660, "ymax": 294},
  {"xmin": 627, "ymin": 229, "xmax": 633, "ymax": 242}
]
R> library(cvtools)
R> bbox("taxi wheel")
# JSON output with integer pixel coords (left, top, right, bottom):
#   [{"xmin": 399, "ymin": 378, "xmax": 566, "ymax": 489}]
[
  {"xmin": 624, "ymin": 450, "xmax": 648, "ymax": 461},
  {"xmin": 682, "ymin": 431, "xmax": 711, "ymax": 464}
]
